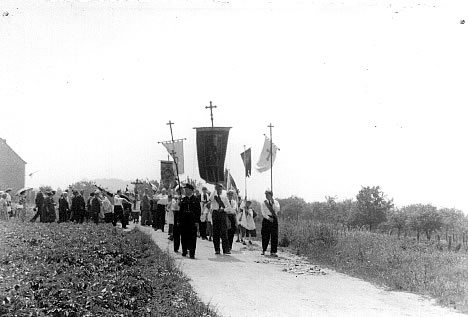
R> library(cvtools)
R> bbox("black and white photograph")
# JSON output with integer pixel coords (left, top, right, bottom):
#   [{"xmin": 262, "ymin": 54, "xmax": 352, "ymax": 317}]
[{"xmin": 1, "ymin": 0, "xmax": 467, "ymax": 316}]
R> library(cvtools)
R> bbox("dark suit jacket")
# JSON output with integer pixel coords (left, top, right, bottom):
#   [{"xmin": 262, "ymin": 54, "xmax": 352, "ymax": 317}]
[{"xmin": 179, "ymin": 195, "xmax": 201, "ymax": 228}]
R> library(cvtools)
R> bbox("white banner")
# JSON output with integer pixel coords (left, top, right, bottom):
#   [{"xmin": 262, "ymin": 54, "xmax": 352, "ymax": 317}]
[
  {"xmin": 162, "ymin": 140, "xmax": 185, "ymax": 174},
  {"xmin": 255, "ymin": 136, "xmax": 278, "ymax": 173}
]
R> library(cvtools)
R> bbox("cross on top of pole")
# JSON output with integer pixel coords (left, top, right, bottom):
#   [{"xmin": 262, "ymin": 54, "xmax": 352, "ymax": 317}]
[
  {"xmin": 268, "ymin": 123, "xmax": 274, "ymax": 130},
  {"xmin": 205, "ymin": 101, "xmax": 217, "ymax": 127}
]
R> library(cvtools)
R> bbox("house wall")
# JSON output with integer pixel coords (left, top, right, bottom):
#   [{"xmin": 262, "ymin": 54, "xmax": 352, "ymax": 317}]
[{"xmin": 0, "ymin": 140, "xmax": 26, "ymax": 192}]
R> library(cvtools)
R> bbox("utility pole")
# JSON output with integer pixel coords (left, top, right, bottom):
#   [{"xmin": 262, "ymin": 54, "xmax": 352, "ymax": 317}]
[{"xmin": 268, "ymin": 123, "xmax": 274, "ymax": 193}]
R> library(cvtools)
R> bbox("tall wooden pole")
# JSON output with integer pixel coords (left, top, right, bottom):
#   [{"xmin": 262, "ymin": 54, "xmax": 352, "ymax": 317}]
[
  {"xmin": 166, "ymin": 120, "xmax": 182, "ymax": 195},
  {"xmin": 268, "ymin": 123, "xmax": 274, "ymax": 193},
  {"xmin": 243, "ymin": 145, "xmax": 247, "ymax": 200}
]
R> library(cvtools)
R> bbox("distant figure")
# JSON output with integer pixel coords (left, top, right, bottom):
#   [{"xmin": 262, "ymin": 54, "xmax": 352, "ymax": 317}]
[
  {"xmin": 71, "ymin": 190, "xmax": 86, "ymax": 224},
  {"xmin": 172, "ymin": 195, "xmax": 182, "ymax": 253},
  {"xmin": 101, "ymin": 194, "xmax": 113, "ymax": 223},
  {"xmin": 166, "ymin": 194, "xmax": 174, "ymax": 240},
  {"xmin": 5, "ymin": 189, "xmax": 12, "ymax": 217},
  {"xmin": 112, "ymin": 190, "xmax": 128, "ymax": 229},
  {"xmin": 0, "ymin": 192, "xmax": 8, "ymax": 221},
  {"xmin": 43, "ymin": 191, "xmax": 57, "ymax": 223},
  {"xmin": 140, "ymin": 189, "xmax": 152, "ymax": 226},
  {"xmin": 91, "ymin": 190, "xmax": 101, "ymax": 224},
  {"xmin": 154, "ymin": 188, "xmax": 169, "ymax": 232},
  {"xmin": 199, "ymin": 187, "xmax": 210, "ymax": 240},
  {"xmin": 86, "ymin": 192, "xmax": 95, "ymax": 222},
  {"xmin": 261, "ymin": 190, "xmax": 280, "ymax": 257},
  {"xmin": 30, "ymin": 190, "xmax": 44, "ymax": 222},
  {"xmin": 58, "ymin": 192, "xmax": 70, "ymax": 223},
  {"xmin": 209, "ymin": 184, "xmax": 230, "ymax": 255},
  {"xmin": 132, "ymin": 194, "xmax": 140, "ymax": 224},
  {"xmin": 240, "ymin": 200, "xmax": 256, "ymax": 245},
  {"xmin": 179, "ymin": 184, "xmax": 201, "ymax": 259},
  {"xmin": 17, "ymin": 192, "xmax": 27, "ymax": 222}
]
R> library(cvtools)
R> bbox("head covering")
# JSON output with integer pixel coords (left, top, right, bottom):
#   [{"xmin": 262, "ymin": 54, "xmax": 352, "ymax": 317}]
[
  {"xmin": 5, "ymin": 188, "xmax": 12, "ymax": 192},
  {"xmin": 95, "ymin": 189, "xmax": 101, "ymax": 194},
  {"xmin": 184, "ymin": 184, "xmax": 194, "ymax": 190},
  {"xmin": 265, "ymin": 189, "xmax": 273, "ymax": 195},
  {"xmin": 227, "ymin": 190, "xmax": 234, "ymax": 195},
  {"xmin": 215, "ymin": 183, "xmax": 224, "ymax": 189}
]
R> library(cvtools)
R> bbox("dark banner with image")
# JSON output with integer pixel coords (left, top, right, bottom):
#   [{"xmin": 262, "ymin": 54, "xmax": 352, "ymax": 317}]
[
  {"xmin": 195, "ymin": 127, "xmax": 231, "ymax": 185},
  {"xmin": 160, "ymin": 160, "xmax": 176, "ymax": 190}
]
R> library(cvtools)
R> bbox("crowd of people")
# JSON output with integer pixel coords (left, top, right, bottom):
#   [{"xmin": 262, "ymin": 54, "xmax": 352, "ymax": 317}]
[{"xmin": 1, "ymin": 182, "xmax": 281, "ymax": 259}]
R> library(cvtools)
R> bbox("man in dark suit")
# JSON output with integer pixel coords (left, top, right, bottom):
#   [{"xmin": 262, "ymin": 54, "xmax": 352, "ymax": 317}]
[
  {"xmin": 71, "ymin": 190, "xmax": 86, "ymax": 224},
  {"xmin": 30, "ymin": 190, "xmax": 44, "ymax": 222},
  {"xmin": 179, "ymin": 184, "xmax": 201, "ymax": 259}
]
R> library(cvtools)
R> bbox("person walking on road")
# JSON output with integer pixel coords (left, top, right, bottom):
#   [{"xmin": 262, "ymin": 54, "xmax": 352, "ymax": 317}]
[
  {"xmin": 179, "ymin": 184, "xmax": 201, "ymax": 259},
  {"xmin": 261, "ymin": 190, "xmax": 280, "ymax": 257},
  {"xmin": 209, "ymin": 184, "xmax": 231, "ymax": 255}
]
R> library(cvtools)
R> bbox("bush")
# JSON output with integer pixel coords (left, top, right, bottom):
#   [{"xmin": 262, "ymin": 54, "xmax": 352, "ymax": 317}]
[{"xmin": 279, "ymin": 219, "xmax": 468, "ymax": 313}]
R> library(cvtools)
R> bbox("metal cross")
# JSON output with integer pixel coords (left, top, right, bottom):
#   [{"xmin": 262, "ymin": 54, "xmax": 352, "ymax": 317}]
[{"xmin": 205, "ymin": 101, "xmax": 217, "ymax": 127}]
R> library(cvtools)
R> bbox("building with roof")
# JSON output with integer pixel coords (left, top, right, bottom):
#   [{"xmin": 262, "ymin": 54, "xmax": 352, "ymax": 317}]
[{"xmin": 0, "ymin": 138, "xmax": 26, "ymax": 192}]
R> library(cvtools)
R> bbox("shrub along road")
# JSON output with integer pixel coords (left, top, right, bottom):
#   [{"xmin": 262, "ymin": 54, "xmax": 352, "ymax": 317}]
[{"xmin": 137, "ymin": 224, "xmax": 465, "ymax": 317}]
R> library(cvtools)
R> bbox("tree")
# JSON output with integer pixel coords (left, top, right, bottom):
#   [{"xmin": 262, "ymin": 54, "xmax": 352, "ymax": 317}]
[
  {"xmin": 387, "ymin": 208, "xmax": 408, "ymax": 238},
  {"xmin": 277, "ymin": 196, "xmax": 309, "ymax": 221},
  {"xmin": 439, "ymin": 208, "xmax": 464, "ymax": 241},
  {"xmin": 355, "ymin": 186, "xmax": 393, "ymax": 231},
  {"xmin": 404, "ymin": 204, "xmax": 442, "ymax": 241}
]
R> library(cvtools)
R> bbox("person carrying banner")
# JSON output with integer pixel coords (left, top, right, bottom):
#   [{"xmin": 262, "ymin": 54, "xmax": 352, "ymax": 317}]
[
  {"xmin": 261, "ymin": 189, "xmax": 280, "ymax": 257},
  {"xmin": 179, "ymin": 184, "xmax": 201, "ymax": 259},
  {"xmin": 209, "ymin": 184, "xmax": 231, "ymax": 255}
]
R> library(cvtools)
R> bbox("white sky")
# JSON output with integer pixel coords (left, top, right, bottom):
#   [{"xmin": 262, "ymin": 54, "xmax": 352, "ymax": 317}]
[{"xmin": 1, "ymin": 0, "xmax": 467, "ymax": 211}]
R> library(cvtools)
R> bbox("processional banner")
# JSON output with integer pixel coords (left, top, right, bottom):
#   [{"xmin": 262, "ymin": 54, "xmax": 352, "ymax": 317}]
[
  {"xmin": 195, "ymin": 127, "xmax": 231, "ymax": 184},
  {"xmin": 160, "ymin": 160, "xmax": 176, "ymax": 190}
]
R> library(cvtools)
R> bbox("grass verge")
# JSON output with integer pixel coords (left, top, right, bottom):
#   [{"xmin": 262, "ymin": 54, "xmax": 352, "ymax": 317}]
[
  {"xmin": 279, "ymin": 220, "xmax": 468, "ymax": 314},
  {"xmin": 0, "ymin": 221, "xmax": 217, "ymax": 317}
]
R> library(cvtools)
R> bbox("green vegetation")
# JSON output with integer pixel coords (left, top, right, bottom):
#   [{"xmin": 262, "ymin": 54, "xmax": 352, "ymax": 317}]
[
  {"xmin": 276, "ymin": 185, "xmax": 468, "ymax": 313},
  {"xmin": 0, "ymin": 221, "xmax": 217, "ymax": 317}
]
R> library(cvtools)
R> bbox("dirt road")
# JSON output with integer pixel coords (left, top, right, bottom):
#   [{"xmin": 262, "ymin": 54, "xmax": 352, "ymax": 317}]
[{"xmin": 135, "ymin": 225, "xmax": 463, "ymax": 317}]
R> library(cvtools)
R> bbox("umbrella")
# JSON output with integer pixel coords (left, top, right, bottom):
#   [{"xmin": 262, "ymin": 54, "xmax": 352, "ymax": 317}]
[{"xmin": 16, "ymin": 187, "xmax": 33, "ymax": 195}]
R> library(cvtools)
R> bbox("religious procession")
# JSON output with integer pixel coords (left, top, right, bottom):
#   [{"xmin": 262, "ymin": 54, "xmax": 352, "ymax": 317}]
[{"xmin": 1, "ymin": 103, "xmax": 282, "ymax": 260}]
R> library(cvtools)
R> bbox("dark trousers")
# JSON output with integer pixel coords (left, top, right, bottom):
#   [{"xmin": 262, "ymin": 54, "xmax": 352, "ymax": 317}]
[
  {"xmin": 104, "ymin": 213, "xmax": 113, "ymax": 223},
  {"xmin": 59, "ymin": 210, "xmax": 68, "ymax": 223},
  {"xmin": 156, "ymin": 204, "xmax": 166, "ymax": 231},
  {"xmin": 151, "ymin": 210, "xmax": 158, "ymax": 229},
  {"xmin": 92, "ymin": 212, "xmax": 99, "ymax": 224},
  {"xmin": 199, "ymin": 221, "xmax": 207, "ymax": 239},
  {"xmin": 74, "ymin": 210, "xmax": 85, "ymax": 224},
  {"xmin": 173, "ymin": 224, "xmax": 181, "ymax": 252},
  {"xmin": 212, "ymin": 210, "xmax": 229, "ymax": 253},
  {"xmin": 227, "ymin": 214, "xmax": 236, "ymax": 250},
  {"xmin": 181, "ymin": 224, "xmax": 197, "ymax": 257},
  {"xmin": 113, "ymin": 206, "xmax": 127, "ymax": 228},
  {"xmin": 261, "ymin": 218, "xmax": 278, "ymax": 253},
  {"xmin": 30, "ymin": 207, "xmax": 42, "ymax": 222}
]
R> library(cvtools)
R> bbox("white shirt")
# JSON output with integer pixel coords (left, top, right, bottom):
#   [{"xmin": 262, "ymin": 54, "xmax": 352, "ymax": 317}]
[
  {"xmin": 261, "ymin": 199, "xmax": 280, "ymax": 220},
  {"xmin": 156, "ymin": 194, "xmax": 168, "ymax": 205},
  {"xmin": 114, "ymin": 195, "xmax": 124, "ymax": 207},
  {"xmin": 209, "ymin": 191, "xmax": 230, "ymax": 211},
  {"xmin": 225, "ymin": 198, "xmax": 238, "ymax": 215}
]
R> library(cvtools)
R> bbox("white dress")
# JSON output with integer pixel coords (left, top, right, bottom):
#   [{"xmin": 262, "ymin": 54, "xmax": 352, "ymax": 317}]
[{"xmin": 241, "ymin": 208, "xmax": 256, "ymax": 231}]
